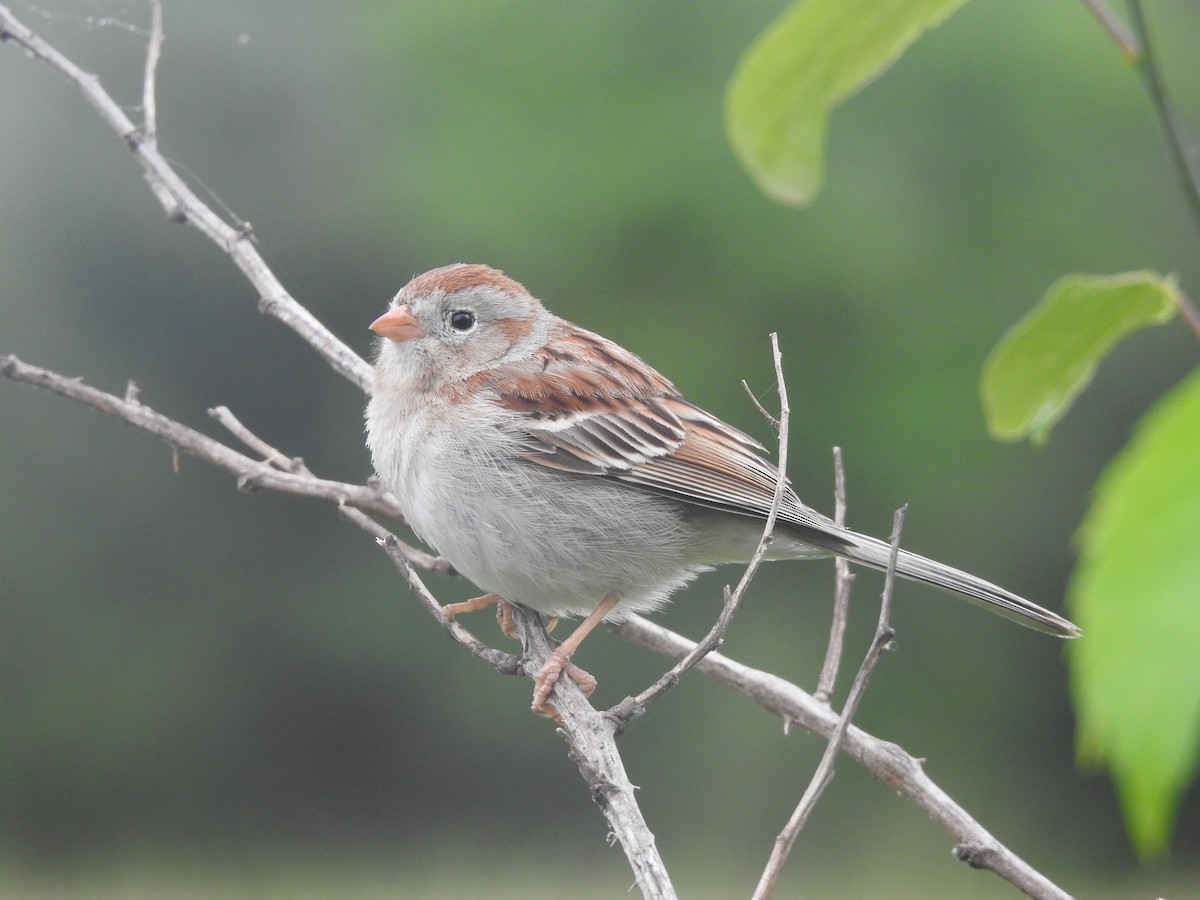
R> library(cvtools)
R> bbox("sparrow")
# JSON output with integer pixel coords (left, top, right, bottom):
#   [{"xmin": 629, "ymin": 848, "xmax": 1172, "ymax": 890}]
[{"xmin": 366, "ymin": 264, "xmax": 1079, "ymax": 711}]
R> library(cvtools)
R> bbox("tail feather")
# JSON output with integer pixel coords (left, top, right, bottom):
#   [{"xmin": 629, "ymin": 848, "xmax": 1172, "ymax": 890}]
[{"xmin": 838, "ymin": 531, "xmax": 1080, "ymax": 638}]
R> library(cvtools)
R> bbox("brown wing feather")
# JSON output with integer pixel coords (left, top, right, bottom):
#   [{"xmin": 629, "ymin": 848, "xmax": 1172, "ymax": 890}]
[
  {"xmin": 617, "ymin": 403, "xmax": 850, "ymax": 547},
  {"xmin": 479, "ymin": 320, "xmax": 850, "ymax": 550}
]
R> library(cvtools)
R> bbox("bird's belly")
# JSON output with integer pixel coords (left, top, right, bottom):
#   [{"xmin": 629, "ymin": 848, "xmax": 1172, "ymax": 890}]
[{"xmin": 401, "ymin": 454, "xmax": 706, "ymax": 619}]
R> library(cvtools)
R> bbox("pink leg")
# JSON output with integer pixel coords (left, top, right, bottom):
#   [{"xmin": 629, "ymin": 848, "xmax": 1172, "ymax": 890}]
[
  {"xmin": 494, "ymin": 598, "xmax": 517, "ymax": 640},
  {"xmin": 443, "ymin": 592, "xmax": 501, "ymax": 622},
  {"xmin": 444, "ymin": 592, "xmax": 524, "ymax": 641},
  {"xmin": 531, "ymin": 592, "xmax": 620, "ymax": 713}
]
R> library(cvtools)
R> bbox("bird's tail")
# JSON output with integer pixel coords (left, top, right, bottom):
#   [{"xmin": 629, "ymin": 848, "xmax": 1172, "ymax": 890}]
[{"xmin": 836, "ymin": 530, "xmax": 1080, "ymax": 638}]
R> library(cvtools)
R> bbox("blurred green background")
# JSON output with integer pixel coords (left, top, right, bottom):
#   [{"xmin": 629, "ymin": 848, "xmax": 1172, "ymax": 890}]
[{"xmin": 2, "ymin": 0, "xmax": 1199, "ymax": 896}]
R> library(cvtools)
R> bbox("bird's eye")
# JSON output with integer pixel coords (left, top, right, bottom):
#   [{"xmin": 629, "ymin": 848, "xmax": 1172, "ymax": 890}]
[{"xmin": 448, "ymin": 309, "xmax": 476, "ymax": 332}]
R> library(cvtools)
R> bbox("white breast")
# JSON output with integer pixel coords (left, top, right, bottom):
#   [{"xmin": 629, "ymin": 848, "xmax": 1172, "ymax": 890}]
[{"xmin": 366, "ymin": 386, "xmax": 709, "ymax": 620}]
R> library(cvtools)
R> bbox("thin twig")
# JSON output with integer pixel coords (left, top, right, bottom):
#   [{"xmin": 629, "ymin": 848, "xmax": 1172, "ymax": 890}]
[
  {"xmin": 1126, "ymin": 0, "xmax": 1200, "ymax": 235},
  {"xmin": 605, "ymin": 581, "xmax": 736, "ymax": 729},
  {"xmin": 741, "ymin": 378, "xmax": 780, "ymax": 431},
  {"xmin": 0, "ymin": 4, "xmax": 373, "ymax": 392},
  {"xmin": 209, "ymin": 405, "xmax": 306, "ymax": 472},
  {"xmin": 141, "ymin": 0, "xmax": 163, "ymax": 144},
  {"xmin": 814, "ymin": 446, "xmax": 854, "ymax": 704},
  {"xmin": 206, "ymin": 406, "xmax": 465, "ymax": 570},
  {"xmin": 378, "ymin": 535, "xmax": 523, "ymax": 676},
  {"xmin": 614, "ymin": 613, "xmax": 1070, "ymax": 900},
  {"xmin": 729, "ymin": 334, "xmax": 791, "ymax": 600},
  {"xmin": 1078, "ymin": 2, "xmax": 1200, "ymax": 343},
  {"xmin": 1173, "ymin": 285, "xmax": 1200, "ymax": 345},
  {"xmin": 753, "ymin": 506, "xmax": 903, "ymax": 900},
  {"xmin": 610, "ymin": 334, "xmax": 791, "ymax": 726},
  {"xmin": 1078, "ymin": 0, "xmax": 1141, "ymax": 59},
  {"xmin": 0, "ymin": 354, "xmax": 448, "ymax": 572},
  {"xmin": 1120, "ymin": 1, "xmax": 1200, "ymax": 345}
]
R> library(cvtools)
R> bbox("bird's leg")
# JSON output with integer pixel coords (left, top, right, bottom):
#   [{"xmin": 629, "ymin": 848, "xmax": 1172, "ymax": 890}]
[
  {"xmin": 531, "ymin": 592, "xmax": 620, "ymax": 713},
  {"xmin": 444, "ymin": 592, "xmax": 526, "ymax": 642},
  {"xmin": 494, "ymin": 597, "xmax": 517, "ymax": 639},
  {"xmin": 443, "ymin": 593, "xmax": 558, "ymax": 645},
  {"xmin": 442, "ymin": 592, "xmax": 501, "ymax": 622}
]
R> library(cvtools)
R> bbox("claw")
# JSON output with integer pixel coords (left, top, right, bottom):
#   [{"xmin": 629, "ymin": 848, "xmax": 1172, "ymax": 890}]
[
  {"xmin": 496, "ymin": 599, "xmax": 517, "ymax": 639},
  {"xmin": 528, "ymin": 593, "xmax": 618, "ymax": 714},
  {"xmin": 532, "ymin": 659, "xmax": 597, "ymax": 717}
]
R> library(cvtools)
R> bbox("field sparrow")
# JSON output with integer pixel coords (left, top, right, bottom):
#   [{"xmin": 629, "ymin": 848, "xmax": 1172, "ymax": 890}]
[{"xmin": 366, "ymin": 264, "xmax": 1079, "ymax": 711}]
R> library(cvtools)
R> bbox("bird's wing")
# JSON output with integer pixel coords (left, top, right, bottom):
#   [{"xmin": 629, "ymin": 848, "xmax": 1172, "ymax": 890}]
[{"xmin": 483, "ymin": 327, "xmax": 849, "ymax": 548}]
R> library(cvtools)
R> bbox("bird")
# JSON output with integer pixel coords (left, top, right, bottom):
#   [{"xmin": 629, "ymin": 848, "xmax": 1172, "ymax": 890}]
[{"xmin": 365, "ymin": 264, "xmax": 1080, "ymax": 712}]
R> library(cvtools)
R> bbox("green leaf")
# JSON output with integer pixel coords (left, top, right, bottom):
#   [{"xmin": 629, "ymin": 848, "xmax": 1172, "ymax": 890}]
[
  {"xmin": 981, "ymin": 272, "xmax": 1179, "ymax": 445},
  {"xmin": 726, "ymin": 0, "xmax": 969, "ymax": 206},
  {"xmin": 1070, "ymin": 366, "xmax": 1200, "ymax": 859}
]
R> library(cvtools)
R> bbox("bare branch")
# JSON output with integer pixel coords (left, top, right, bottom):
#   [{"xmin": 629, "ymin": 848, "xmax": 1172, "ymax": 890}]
[
  {"xmin": 611, "ymin": 333, "xmax": 791, "ymax": 725},
  {"xmin": 377, "ymin": 535, "xmax": 522, "ymax": 676},
  {"xmin": 1078, "ymin": 8, "xmax": 1200, "ymax": 345},
  {"xmin": 1078, "ymin": 0, "xmax": 1140, "ymax": 59},
  {"xmin": 614, "ymin": 615, "xmax": 1070, "ymax": 900},
  {"xmin": 509, "ymin": 608, "xmax": 678, "ymax": 900},
  {"xmin": 141, "ymin": 0, "xmax": 163, "ymax": 144},
  {"xmin": 3, "ymin": 347, "xmax": 671, "ymax": 893},
  {"xmin": 754, "ymin": 506, "xmax": 903, "ymax": 899},
  {"xmin": 815, "ymin": 446, "xmax": 854, "ymax": 704},
  {"xmin": 209, "ymin": 405, "xmax": 308, "ymax": 473},
  {"xmin": 1125, "ymin": 0, "xmax": 1200, "ymax": 244},
  {"xmin": 0, "ymin": 4, "xmax": 372, "ymax": 392},
  {"xmin": 741, "ymin": 377, "xmax": 780, "ymax": 431},
  {"xmin": 0, "ymin": 354, "xmax": 449, "ymax": 573},
  {"xmin": 1118, "ymin": 2, "xmax": 1200, "ymax": 345}
]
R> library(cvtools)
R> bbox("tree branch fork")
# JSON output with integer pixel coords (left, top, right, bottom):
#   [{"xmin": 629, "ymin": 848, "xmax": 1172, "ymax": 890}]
[{"xmin": 1, "ymin": 4, "xmax": 1072, "ymax": 899}]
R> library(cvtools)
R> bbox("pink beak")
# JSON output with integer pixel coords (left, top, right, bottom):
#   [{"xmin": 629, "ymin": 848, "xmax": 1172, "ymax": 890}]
[{"xmin": 370, "ymin": 304, "xmax": 426, "ymax": 342}]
